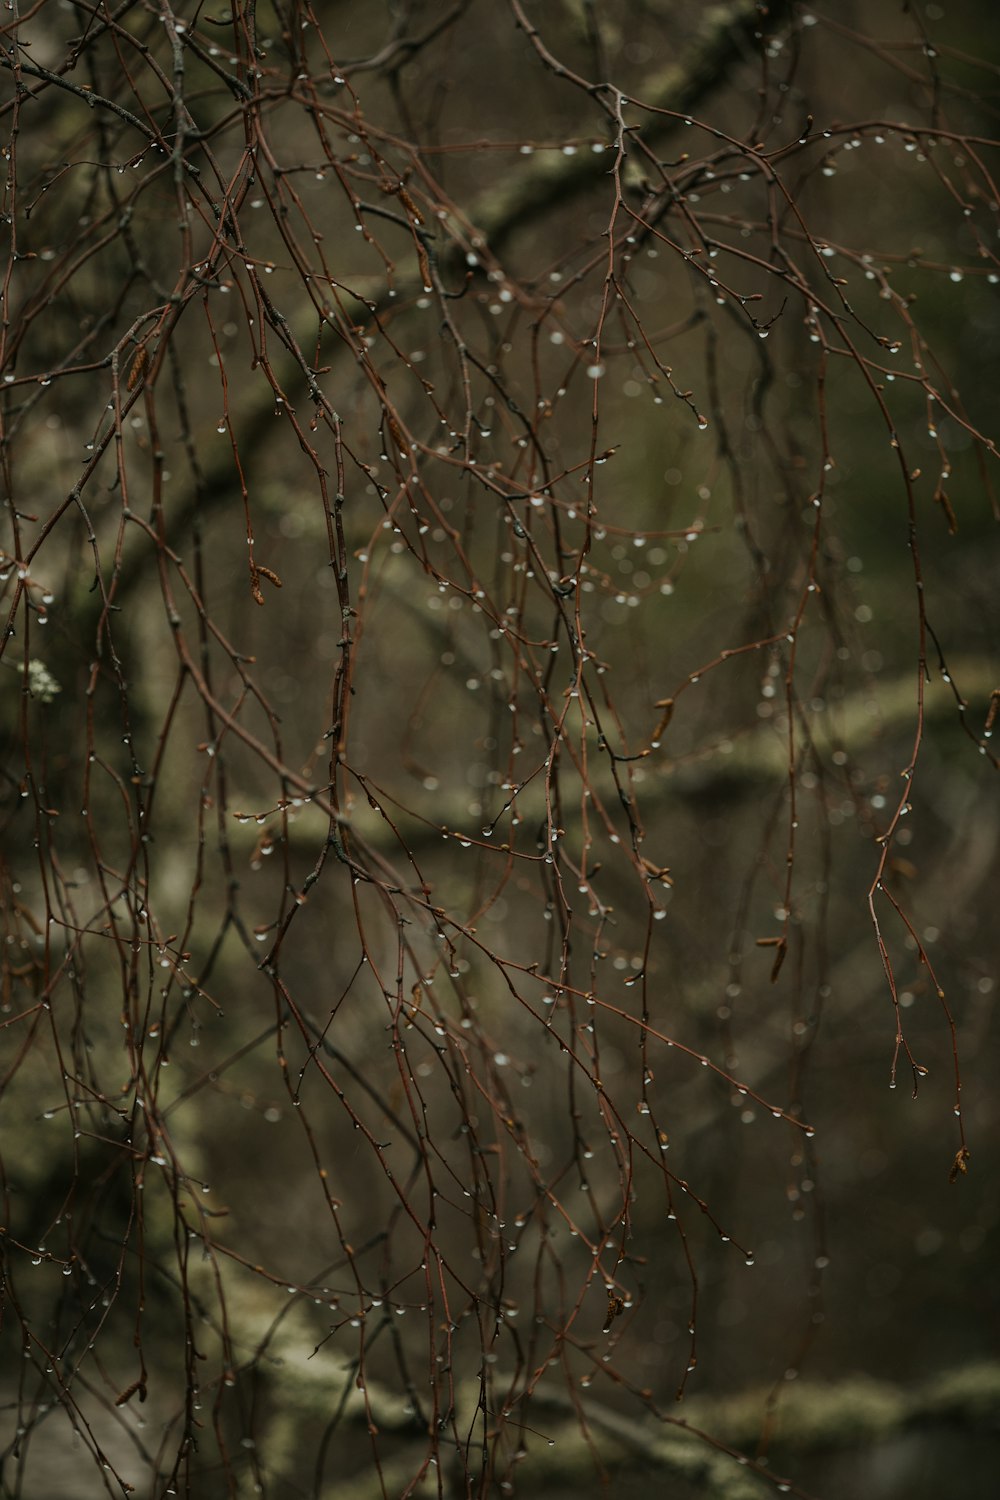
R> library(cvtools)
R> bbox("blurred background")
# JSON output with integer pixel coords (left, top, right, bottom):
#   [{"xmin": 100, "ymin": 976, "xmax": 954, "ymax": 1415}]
[{"xmin": 1, "ymin": 2, "xmax": 998, "ymax": 1496}]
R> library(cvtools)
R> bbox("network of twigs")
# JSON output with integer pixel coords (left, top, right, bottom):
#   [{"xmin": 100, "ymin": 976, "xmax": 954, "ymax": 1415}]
[{"xmin": 1, "ymin": 3, "xmax": 997, "ymax": 1497}]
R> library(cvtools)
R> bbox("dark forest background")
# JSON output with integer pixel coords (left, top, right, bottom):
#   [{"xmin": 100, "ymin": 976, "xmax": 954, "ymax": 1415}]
[{"xmin": 1, "ymin": 3, "xmax": 998, "ymax": 1497}]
